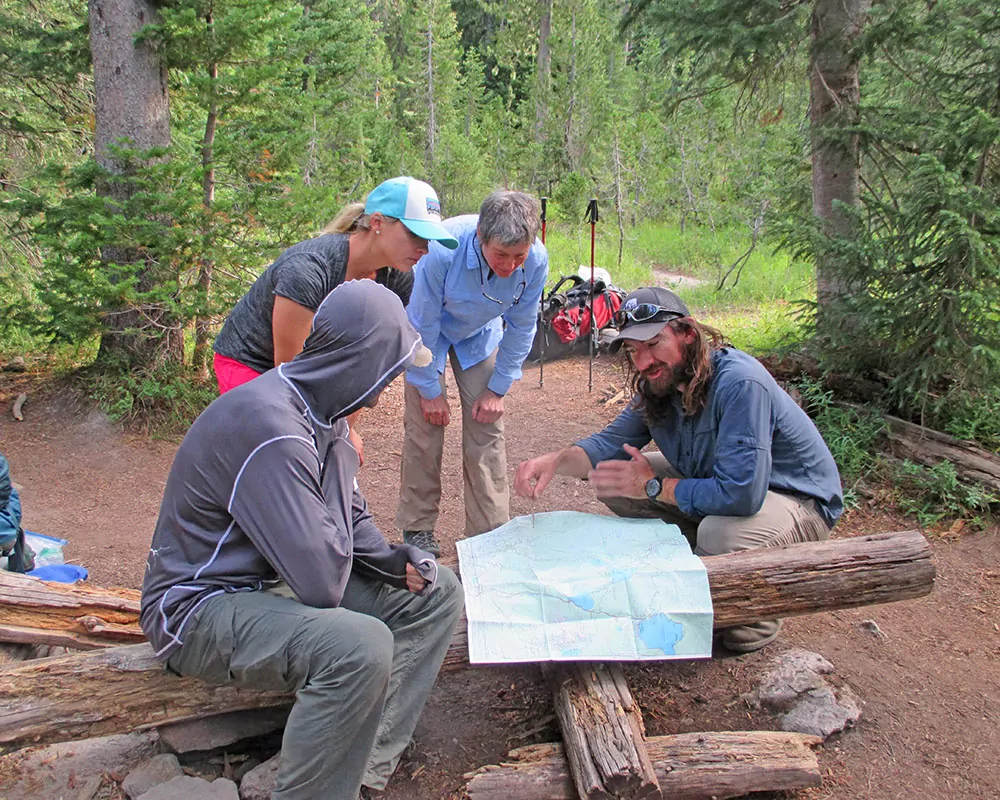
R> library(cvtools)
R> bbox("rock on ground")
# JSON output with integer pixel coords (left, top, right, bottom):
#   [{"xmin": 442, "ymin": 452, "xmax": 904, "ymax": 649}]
[
  {"xmin": 0, "ymin": 731, "xmax": 160, "ymax": 800},
  {"xmin": 136, "ymin": 774, "xmax": 239, "ymax": 800},
  {"xmin": 238, "ymin": 754, "xmax": 281, "ymax": 800},
  {"xmin": 748, "ymin": 647, "xmax": 862, "ymax": 738},
  {"xmin": 123, "ymin": 753, "xmax": 183, "ymax": 799}
]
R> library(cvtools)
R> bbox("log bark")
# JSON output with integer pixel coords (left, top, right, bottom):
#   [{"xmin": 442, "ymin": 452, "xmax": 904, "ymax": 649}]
[
  {"xmin": 464, "ymin": 731, "xmax": 822, "ymax": 800},
  {"xmin": 884, "ymin": 414, "xmax": 1000, "ymax": 493},
  {"xmin": 0, "ymin": 645, "xmax": 291, "ymax": 747},
  {"xmin": 543, "ymin": 662, "xmax": 659, "ymax": 799},
  {"xmin": 0, "ymin": 531, "xmax": 933, "ymax": 749},
  {"xmin": 0, "ymin": 571, "xmax": 143, "ymax": 649}
]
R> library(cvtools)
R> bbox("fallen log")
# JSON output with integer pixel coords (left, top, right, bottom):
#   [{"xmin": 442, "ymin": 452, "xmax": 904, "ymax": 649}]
[
  {"xmin": 543, "ymin": 662, "xmax": 659, "ymax": 799},
  {"xmin": 464, "ymin": 731, "xmax": 822, "ymax": 800},
  {"xmin": 0, "ymin": 571, "xmax": 143, "ymax": 650},
  {"xmin": 884, "ymin": 413, "xmax": 1000, "ymax": 493},
  {"xmin": 0, "ymin": 645, "xmax": 292, "ymax": 748},
  {"xmin": 11, "ymin": 393, "xmax": 27, "ymax": 421},
  {"xmin": 0, "ymin": 531, "xmax": 934, "ymax": 749},
  {"xmin": 444, "ymin": 529, "xmax": 934, "ymax": 671}
]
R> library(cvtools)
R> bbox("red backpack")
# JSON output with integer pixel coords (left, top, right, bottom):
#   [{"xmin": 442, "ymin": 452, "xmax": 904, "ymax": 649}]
[{"xmin": 528, "ymin": 275, "xmax": 626, "ymax": 362}]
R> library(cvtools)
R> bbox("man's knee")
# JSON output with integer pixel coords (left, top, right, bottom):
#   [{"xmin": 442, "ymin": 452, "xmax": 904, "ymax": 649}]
[
  {"xmin": 429, "ymin": 567, "xmax": 464, "ymax": 623},
  {"xmin": 312, "ymin": 613, "xmax": 394, "ymax": 681},
  {"xmin": 599, "ymin": 494, "xmax": 643, "ymax": 519},
  {"xmin": 695, "ymin": 516, "xmax": 747, "ymax": 556}
]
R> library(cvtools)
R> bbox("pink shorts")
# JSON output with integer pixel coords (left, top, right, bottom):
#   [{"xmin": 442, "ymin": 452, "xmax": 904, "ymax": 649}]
[{"xmin": 213, "ymin": 353, "xmax": 264, "ymax": 394}]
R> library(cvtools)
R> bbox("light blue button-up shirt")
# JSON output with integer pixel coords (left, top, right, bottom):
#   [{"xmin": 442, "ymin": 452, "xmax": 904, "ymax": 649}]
[{"xmin": 405, "ymin": 214, "xmax": 549, "ymax": 399}]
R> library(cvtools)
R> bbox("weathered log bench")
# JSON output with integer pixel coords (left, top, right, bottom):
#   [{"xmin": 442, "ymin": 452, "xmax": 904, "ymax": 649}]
[{"xmin": 0, "ymin": 530, "xmax": 935, "ymax": 799}]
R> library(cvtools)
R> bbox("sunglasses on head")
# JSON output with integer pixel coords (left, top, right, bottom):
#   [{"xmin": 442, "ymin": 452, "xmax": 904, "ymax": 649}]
[{"xmin": 613, "ymin": 304, "xmax": 684, "ymax": 329}]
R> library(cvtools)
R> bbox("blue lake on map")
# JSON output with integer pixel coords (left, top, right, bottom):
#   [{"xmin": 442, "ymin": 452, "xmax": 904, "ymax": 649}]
[{"xmin": 635, "ymin": 614, "xmax": 685, "ymax": 655}]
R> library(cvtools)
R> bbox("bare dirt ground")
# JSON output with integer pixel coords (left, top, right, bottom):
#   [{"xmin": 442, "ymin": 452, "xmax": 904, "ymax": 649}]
[{"xmin": 1, "ymin": 353, "xmax": 999, "ymax": 799}]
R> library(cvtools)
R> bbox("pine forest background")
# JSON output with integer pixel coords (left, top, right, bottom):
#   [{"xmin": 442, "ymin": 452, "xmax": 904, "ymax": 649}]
[{"xmin": 2, "ymin": 0, "xmax": 1000, "ymax": 455}]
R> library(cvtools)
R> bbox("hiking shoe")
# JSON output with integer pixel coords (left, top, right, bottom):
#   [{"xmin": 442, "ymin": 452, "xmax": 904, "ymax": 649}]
[
  {"xmin": 403, "ymin": 530, "xmax": 441, "ymax": 557},
  {"xmin": 721, "ymin": 620, "xmax": 783, "ymax": 654}
]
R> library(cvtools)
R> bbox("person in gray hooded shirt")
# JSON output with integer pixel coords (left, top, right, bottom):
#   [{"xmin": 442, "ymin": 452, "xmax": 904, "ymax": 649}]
[{"xmin": 141, "ymin": 280, "xmax": 464, "ymax": 800}]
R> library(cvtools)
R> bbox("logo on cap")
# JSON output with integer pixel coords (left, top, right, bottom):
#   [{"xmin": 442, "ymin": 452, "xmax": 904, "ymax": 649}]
[
  {"xmin": 425, "ymin": 198, "xmax": 441, "ymax": 218},
  {"xmin": 623, "ymin": 298, "xmax": 639, "ymax": 311}
]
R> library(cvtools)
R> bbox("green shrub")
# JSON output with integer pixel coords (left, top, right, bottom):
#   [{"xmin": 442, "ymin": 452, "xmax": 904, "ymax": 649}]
[
  {"xmin": 895, "ymin": 460, "xmax": 996, "ymax": 528},
  {"xmin": 84, "ymin": 358, "xmax": 217, "ymax": 436},
  {"xmin": 795, "ymin": 377, "xmax": 888, "ymax": 509}
]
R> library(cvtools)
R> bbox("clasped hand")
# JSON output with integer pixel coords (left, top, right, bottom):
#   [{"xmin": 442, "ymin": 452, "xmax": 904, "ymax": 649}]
[{"xmin": 587, "ymin": 444, "xmax": 655, "ymax": 499}]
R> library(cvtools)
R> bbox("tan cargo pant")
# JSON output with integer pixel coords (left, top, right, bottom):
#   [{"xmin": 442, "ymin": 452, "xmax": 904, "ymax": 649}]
[
  {"xmin": 600, "ymin": 453, "xmax": 831, "ymax": 648},
  {"xmin": 396, "ymin": 349, "xmax": 509, "ymax": 537}
]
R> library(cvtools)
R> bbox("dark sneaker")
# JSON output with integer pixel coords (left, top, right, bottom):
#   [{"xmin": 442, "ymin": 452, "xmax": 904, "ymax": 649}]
[
  {"xmin": 721, "ymin": 620, "xmax": 783, "ymax": 654},
  {"xmin": 403, "ymin": 530, "xmax": 441, "ymax": 557}
]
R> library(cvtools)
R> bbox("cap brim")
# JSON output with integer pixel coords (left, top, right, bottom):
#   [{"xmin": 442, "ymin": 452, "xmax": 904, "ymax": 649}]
[
  {"xmin": 408, "ymin": 343, "xmax": 433, "ymax": 368},
  {"xmin": 401, "ymin": 219, "xmax": 459, "ymax": 249},
  {"xmin": 607, "ymin": 320, "xmax": 671, "ymax": 354}
]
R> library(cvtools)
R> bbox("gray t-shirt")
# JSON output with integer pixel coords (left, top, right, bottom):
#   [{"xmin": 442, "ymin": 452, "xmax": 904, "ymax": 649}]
[{"xmin": 213, "ymin": 233, "xmax": 414, "ymax": 373}]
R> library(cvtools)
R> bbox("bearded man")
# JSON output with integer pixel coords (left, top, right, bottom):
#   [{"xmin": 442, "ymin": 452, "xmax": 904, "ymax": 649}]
[{"xmin": 513, "ymin": 286, "xmax": 843, "ymax": 653}]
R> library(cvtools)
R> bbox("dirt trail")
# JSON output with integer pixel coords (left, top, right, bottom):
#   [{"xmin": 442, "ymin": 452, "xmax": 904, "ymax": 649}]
[{"xmin": 1, "ymin": 357, "xmax": 998, "ymax": 799}]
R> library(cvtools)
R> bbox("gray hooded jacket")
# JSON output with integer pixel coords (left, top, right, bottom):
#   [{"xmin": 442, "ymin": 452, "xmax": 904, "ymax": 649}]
[{"xmin": 141, "ymin": 281, "xmax": 436, "ymax": 661}]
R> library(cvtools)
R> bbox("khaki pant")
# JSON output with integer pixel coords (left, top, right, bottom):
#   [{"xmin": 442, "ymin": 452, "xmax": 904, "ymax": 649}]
[
  {"xmin": 600, "ymin": 453, "xmax": 830, "ymax": 648},
  {"xmin": 397, "ymin": 349, "xmax": 509, "ymax": 537}
]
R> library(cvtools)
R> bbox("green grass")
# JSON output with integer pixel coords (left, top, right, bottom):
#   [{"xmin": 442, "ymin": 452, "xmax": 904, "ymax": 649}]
[
  {"xmin": 542, "ymin": 223, "xmax": 655, "ymax": 290},
  {"xmin": 540, "ymin": 217, "xmax": 814, "ymax": 354}
]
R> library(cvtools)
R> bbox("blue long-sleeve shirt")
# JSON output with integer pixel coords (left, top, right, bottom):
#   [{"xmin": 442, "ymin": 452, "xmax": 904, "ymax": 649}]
[
  {"xmin": 576, "ymin": 348, "xmax": 844, "ymax": 527},
  {"xmin": 405, "ymin": 215, "xmax": 548, "ymax": 399}
]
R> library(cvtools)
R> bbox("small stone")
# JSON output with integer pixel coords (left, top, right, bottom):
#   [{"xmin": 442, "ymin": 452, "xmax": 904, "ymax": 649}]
[
  {"xmin": 238, "ymin": 754, "xmax": 280, "ymax": 800},
  {"xmin": 123, "ymin": 753, "xmax": 183, "ymax": 799},
  {"xmin": 858, "ymin": 619, "xmax": 888, "ymax": 639},
  {"xmin": 137, "ymin": 775, "xmax": 238, "ymax": 800}
]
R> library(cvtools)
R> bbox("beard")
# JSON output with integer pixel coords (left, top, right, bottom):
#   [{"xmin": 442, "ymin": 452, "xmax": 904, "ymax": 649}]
[
  {"xmin": 641, "ymin": 360, "xmax": 690, "ymax": 397},
  {"xmin": 633, "ymin": 344, "xmax": 696, "ymax": 425}
]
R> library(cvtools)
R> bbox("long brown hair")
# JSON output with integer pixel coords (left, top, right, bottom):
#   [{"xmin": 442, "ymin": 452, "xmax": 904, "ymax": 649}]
[{"xmin": 624, "ymin": 318, "xmax": 727, "ymax": 420}]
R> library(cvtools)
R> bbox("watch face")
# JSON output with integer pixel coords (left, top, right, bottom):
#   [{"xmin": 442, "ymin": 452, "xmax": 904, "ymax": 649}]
[{"xmin": 645, "ymin": 477, "xmax": 661, "ymax": 500}]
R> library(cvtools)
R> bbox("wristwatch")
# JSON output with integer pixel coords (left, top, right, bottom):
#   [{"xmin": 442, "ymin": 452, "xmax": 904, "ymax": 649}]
[{"xmin": 644, "ymin": 476, "xmax": 662, "ymax": 501}]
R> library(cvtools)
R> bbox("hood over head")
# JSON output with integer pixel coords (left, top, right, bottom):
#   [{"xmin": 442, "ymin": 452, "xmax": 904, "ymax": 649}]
[{"xmin": 280, "ymin": 280, "xmax": 430, "ymax": 425}]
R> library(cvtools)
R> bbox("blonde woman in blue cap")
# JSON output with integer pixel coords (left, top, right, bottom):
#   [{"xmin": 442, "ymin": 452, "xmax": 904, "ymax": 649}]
[{"xmin": 213, "ymin": 177, "xmax": 458, "ymax": 459}]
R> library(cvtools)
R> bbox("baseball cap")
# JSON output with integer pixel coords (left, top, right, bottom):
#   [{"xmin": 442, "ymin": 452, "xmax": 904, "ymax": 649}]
[
  {"xmin": 608, "ymin": 286, "xmax": 690, "ymax": 354},
  {"xmin": 365, "ymin": 177, "xmax": 459, "ymax": 249}
]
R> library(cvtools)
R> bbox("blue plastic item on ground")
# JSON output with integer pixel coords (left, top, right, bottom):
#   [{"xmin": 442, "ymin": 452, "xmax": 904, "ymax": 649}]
[
  {"xmin": 28, "ymin": 563, "xmax": 89, "ymax": 583},
  {"xmin": 23, "ymin": 530, "xmax": 69, "ymax": 568}
]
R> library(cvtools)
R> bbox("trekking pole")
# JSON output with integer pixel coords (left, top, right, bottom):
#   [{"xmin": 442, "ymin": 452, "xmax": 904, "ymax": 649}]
[
  {"xmin": 585, "ymin": 197, "xmax": 598, "ymax": 393},
  {"xmin": 539, "ymin": 196, "xmax": 547, "ymax": 389}
]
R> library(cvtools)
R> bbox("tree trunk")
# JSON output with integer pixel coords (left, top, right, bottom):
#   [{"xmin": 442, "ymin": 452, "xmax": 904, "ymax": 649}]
[
  {"xmin": 0, "ymin": 531, "xmax": 932, "ymax": 749},
  {"xmin": 464, "ymin": 731, "xmax": 822, "ymax": 800},
  {"xmin": 192, "ymin": 24, "xmax": 219, "ymax": 379},
  {"xmin": 809, "ymin": 0, "xmax": 871, "ymax": 325},
  {"xmin": 426, "ymin": 1, "xmax": 436, "ymax": 166},
  {"xmin": 535, "ymin": 0, "xmax": 553, "ymax": 143},
  {"xmin": 89, "ymin": 0, "xmax": 182, "ymax": 368}
]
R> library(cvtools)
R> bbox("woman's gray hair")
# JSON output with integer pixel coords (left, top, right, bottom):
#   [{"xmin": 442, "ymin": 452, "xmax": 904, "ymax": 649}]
[{"xmin": 477, "ymin": 191, "xmax": 541, "ymax": 246}]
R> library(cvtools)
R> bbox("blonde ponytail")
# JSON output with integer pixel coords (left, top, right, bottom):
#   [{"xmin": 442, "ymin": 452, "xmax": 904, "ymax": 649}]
[{"xmin": 322, "ymin": 202, "xmax": 372, "ymax": 235}]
